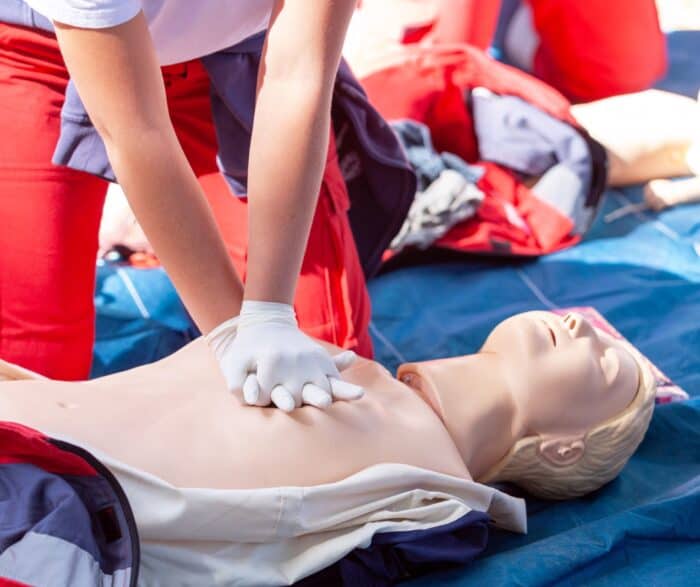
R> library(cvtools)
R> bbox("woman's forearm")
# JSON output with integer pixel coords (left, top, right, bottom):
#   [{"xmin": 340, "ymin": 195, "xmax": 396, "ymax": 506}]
[
  {"xmin": 244, "ymin": 78, "xmax": 331, "ymax": 304},
  {"xmin": 243, "ymin": 0, "xmax": 356, "ymax": 304},
  {"xmin": 106, "ymin": 129, "xmax": 243, "ymax": 333}
]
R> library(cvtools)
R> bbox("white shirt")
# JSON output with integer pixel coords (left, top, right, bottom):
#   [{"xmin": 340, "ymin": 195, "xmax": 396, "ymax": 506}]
[
  {"xmin": 0, "ymin": 430, "xmax": 526, "ymax": 586},
  {"xmin": 24, "ymin": 0, "xmax": 275, "ymax": 65},
  {"xmin": 82, "ymin": 444, "xmax": 528, "ymax": 586}
]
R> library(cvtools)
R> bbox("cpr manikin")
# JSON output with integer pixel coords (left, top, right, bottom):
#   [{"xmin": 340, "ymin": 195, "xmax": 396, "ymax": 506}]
[{"xmin": 0, "ymin": 312, "xmax": 655, "ymax": 583}]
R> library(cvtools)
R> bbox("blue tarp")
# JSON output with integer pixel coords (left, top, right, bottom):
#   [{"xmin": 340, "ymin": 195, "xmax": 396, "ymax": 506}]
[
  {"xmin": 91, "ymin": 262, "xmax": 198, "ymax": 377},
  {"xmin": 366, "ymin": 31, "xmax": 700, "ymax": 587}
]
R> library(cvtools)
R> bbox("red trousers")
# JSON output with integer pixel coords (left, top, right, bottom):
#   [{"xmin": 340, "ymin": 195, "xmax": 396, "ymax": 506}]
[{"xmin": 0, "ymin": 23, "xmax": 371, "ymax": 380}]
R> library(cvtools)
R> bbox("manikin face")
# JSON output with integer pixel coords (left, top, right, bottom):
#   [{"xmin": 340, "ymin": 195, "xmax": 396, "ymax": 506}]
[{"xmin": 481, "ymin": 311, "xmax": 639, "ymax": 435}]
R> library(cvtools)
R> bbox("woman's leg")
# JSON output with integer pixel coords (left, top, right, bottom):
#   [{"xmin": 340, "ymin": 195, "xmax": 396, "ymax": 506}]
[{"xmin": 0, "ymin": 24, "xmax": 108, "ymax": 379}]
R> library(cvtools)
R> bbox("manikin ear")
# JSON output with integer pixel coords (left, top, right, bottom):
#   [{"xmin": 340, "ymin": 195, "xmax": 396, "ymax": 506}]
[{"xmin": 538, "ymin": 434, "xmax": 586, "ymax": 467}]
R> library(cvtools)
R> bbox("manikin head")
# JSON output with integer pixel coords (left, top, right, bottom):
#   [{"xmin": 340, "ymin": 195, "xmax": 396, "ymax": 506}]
[{"xmin": 399, "ymin": 311, "xmax": 656, "ymax": 500}]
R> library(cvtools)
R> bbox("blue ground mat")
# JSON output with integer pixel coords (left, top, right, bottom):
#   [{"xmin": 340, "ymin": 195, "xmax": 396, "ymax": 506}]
[
  {"xmin": 365, "ymin": 30, "xmax": 700, "ymax": 587},
  {"xmin": 91, "ymin": 262, "xmax": 198, "ymax": 377}
]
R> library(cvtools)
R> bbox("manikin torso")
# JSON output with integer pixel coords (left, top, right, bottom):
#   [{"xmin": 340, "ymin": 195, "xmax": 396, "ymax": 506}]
[
  {"xmin": 0, "ymin": 311, "xmax": 639, "ymax": 491},
  {"xmin": 0, "ymin": 339, "xmax": 469, "ymax": 489}
]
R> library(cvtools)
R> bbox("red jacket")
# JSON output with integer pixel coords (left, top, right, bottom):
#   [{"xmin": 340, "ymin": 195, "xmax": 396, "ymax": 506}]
[{"xmin": 361, "ymin": 44, "xmax": 607, "ymax": 259}]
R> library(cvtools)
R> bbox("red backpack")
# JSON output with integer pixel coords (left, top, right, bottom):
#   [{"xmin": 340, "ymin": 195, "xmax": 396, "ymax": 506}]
[{"xmin": 360, "ymin": 44, "xmax": 607, "ymax": 259}]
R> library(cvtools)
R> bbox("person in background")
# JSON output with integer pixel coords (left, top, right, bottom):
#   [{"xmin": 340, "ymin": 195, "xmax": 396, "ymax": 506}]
[{"xmin": 498, "ymin": 0, "xmax": 667, "ymax": 102}]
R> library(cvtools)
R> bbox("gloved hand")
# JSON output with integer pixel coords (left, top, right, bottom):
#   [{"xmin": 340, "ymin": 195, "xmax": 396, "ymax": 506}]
[{"xmin": 206, "ymin": 301, "xmax": 364, "ymax": 412}]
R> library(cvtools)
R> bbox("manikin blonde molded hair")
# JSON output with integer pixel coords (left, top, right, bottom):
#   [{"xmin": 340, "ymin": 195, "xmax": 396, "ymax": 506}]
[{"xmin": 478, "ymin": 343, "xmax": 656, "ymax": 500}]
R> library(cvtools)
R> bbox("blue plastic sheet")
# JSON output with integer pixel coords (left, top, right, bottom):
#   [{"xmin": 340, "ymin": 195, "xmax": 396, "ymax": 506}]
[
  {"xmin": 92, "ymin": 263, "xmax": 198, "ymax": 377},
  {"xmin": 366, "ymin": 31, "xmax": 700, "ymax": 587}
]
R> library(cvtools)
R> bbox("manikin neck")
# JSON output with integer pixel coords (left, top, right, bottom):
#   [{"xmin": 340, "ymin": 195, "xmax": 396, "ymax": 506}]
[{"xmin": 399, "ymin": 353, "xmax": 525, "ymax": 480}]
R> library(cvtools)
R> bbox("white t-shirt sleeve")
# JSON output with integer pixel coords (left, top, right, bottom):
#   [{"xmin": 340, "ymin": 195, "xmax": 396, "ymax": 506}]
[{"xmin": 24, "ymin": 0, "xmax": 141, "ymax": 29}]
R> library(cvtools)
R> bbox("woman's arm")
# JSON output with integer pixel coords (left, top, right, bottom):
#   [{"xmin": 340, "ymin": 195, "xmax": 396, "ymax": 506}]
[
  {"xmin": 244, "ymin": 0, "xmax": 357, "ymax": 303},
  {"xmin": 205, "ymin": 0, "xmax": 364, "ymax": 410},
  {"xmin": 54, "ymin": 13, "xmax": 243, "ymax": 333}
]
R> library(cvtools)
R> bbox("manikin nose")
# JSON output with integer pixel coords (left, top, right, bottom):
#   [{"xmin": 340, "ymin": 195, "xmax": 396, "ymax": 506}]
[{"xmin": 562, "ymin": 312, "xmax": 594, "ymax": 339}]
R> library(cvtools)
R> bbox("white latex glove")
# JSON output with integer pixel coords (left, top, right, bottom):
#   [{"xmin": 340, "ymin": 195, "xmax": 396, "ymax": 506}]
[{"xmin": 206, "ymin": 301, "xmax": 364, "ymax": 412}]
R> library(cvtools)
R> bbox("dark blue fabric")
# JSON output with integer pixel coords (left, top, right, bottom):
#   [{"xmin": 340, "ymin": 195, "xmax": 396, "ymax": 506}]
[
  {"xmin": 299, "ymin": 510, "xmax": 490, "ymax": 586},
  {"xmin": 655, "ymin": 31, "xmax": 700, "ymax": 98},
  {"xmin": 0, "ymin": 462, "xmax": 129, "ymax": 575},
  {"xmin": 368, "ymin": 31, "xmax": 700, "ymax": 586}
]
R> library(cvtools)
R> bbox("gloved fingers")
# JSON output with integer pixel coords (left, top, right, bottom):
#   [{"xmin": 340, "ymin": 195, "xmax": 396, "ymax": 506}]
[
  {"xmin": 242, "ymin": 373, "xmax": 263, "ymax": 405},
  {"xmin": 329, "ymin": 377, "xmax": 365, "ymax": 401},
  {"xmin": 270, "ymin": 385, "xmax": 296, "ymax": 413},
  {"xmin": 333, "ymin": 350, "xmax": 357, "ymax": 372},
  {"xmin": 301, "ymin": 383, "xmax": 333, "ymax": 409},
  {"xmin": 256, "ymin": 353, "xmax": 292, "ymax": 397},
  {"xmin": 223, "ymin": 359, "xmax": 253, "ymax": 396}
]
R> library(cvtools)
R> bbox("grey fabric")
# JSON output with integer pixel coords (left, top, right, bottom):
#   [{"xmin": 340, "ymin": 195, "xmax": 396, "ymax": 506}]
[
  {"xmin": 391, "ymin": 120, "xmax": 484, "ymax": 191},
  {"xmin": 531, "ymin": 163, "xmax": 587, "ymax": 230},
  {"xmin": 390, "ymin": 169, "xmax": 483, "ymax": 253},
  {"xmin": 471, "ymin": 88, "xmax": 594, "ymax": 233},
  {"xmin": 390, "ymin": 120, "xmax": 485, "ymax": 252},
  {"xmin": 0, "ymin": 532, "xmax": 131, "ymax": 587}
]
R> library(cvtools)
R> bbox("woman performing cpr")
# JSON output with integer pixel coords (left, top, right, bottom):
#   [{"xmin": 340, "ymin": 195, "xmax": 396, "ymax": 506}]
[{"xmin": 1, "ymin": 0, "xmax": 366, "ymax": 411}]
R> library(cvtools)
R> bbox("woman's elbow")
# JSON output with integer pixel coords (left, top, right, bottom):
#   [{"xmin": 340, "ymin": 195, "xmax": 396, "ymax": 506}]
[{"xmin": 96, "ymin": 115, "xmax": 174, "ymax": 158}]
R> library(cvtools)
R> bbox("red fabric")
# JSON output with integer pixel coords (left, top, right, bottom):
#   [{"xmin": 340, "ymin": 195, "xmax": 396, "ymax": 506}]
[
  {"xmin": 362, "ymin": 44, "xmax": 575, "ymax": 165},
  {"xmin": 529, "ymin": 0, "xmax": 667, "ymax": 103},
  {"xmin": 0, "ymin": 579, "xmax": 32, "ymax": 587},
  {"xmin": 200, "ymin": 131, "xmax": 374, "ymax": 358},
  {"xmin": 427, "ymin": 79, "xmax": 479, "ymax": 163},
  {"xmin": 434, "ymin": 163, "xmax": 578, "ymax": 255},
  {"xmin": 161, "ymin": 60, "xmax": 220, "ymax": 178},
  {"xmin": 0, "ymin": 24, "xmax": 372, "ymax": 378},
  {"xmin": 0, "ymin": 421, "xmax": 97, "ymax": 477},
  {"xmin": 362, "ymin": 44, "xmax": 580, "ymax": 259},
  {"xmin": 0, "ymin": 24, "xmax": 108, "ymax": 381}
]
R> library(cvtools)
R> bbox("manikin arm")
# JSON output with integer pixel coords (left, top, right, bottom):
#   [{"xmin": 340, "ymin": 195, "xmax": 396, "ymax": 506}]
[
  {"xmin": 644, "ymin": 176, "xmax": 700, "ymax": 210},
  {"xmin": 571, "ymin": 90, "xmax": 698, "ymax": 187}
]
